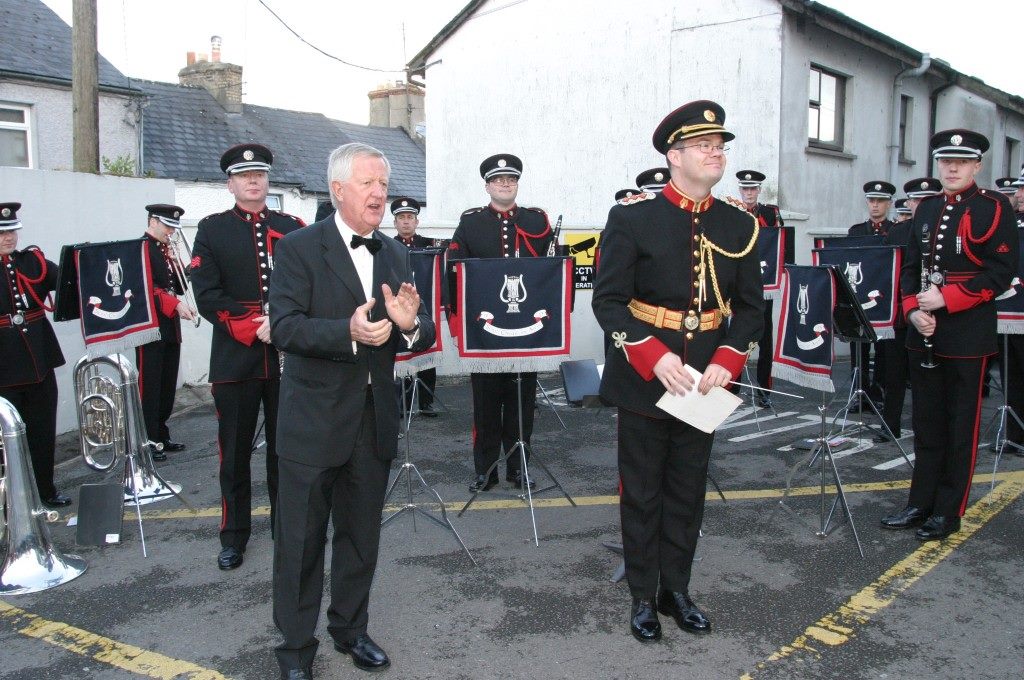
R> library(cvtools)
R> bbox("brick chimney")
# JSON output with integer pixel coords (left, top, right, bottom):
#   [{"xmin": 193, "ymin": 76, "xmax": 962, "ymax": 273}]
[
  {"xmin": 178, "ymin": 36, "xmax": 242, "ymax": 113},
  {"xmin": 368, "ymin": 81, "xmax": 424, "ymax": 137}
]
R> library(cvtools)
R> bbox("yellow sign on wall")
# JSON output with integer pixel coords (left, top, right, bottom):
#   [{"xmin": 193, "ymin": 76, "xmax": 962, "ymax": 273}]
[{"xmin": 564, "ymin": 232, "xmax": 601, "ymax": 289}]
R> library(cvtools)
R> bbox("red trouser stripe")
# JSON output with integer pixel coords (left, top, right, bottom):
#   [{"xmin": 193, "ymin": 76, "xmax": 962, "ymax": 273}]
[{"xmin": 959, "ymin": 356, "xmax": 987, "ymax": 516}]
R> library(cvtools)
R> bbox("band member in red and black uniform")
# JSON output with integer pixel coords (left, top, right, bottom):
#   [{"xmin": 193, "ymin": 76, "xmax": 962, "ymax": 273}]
[
  {"xmin": 0, "ymin": 202, "xmax": 69, "ymax": 507},
  {"xmin": 135, "ymin": 204, "xmax": 196, "ymax": 461},
  {"xmin": 848, "ymin": 180, "xmax": 896, "ymax": 407},
  {"xmin": 593, "ymin": 101, "xmax": 763, "ymax": 643},
  {"xmin": 881, "ymin": 129, "xmax": 1017, "ymax": 540},
  {"xmin": 904, "ymin": 177, "xmax": 942, "ymax": 218},
  {"xmin": 391, "ymin": 197, "xmax": 437, "ymax": 417},
  {"xmin": 448, "ymin": 154, "xmax": 553, "ymax": 493},
  {"xmin": 635, "ymin": 167, "xmax": 669, "ymax": 193},
  {"xmin": 995, "ymin": 177, "xmax": 1018, "ymax": 200},
  {"xmin": 191, "ymin": 144, "xmax": 305, "ymax": 570},
  {"xmin": 894, "ymin": 199, "xmax": 912, "ymax": 222},
  {"xmin": 737, "ymin": 169, "xmax": 783, "ymax": 408}
]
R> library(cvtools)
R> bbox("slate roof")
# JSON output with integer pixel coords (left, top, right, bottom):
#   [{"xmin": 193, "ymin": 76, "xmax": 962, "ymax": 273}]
[
  {"xmin": 0, "ymin": 0, "xmax": 137, "ymax": 92},
  {"xmin": 138, "ymin": 79, "xmax": 426, "ymax": 202}
]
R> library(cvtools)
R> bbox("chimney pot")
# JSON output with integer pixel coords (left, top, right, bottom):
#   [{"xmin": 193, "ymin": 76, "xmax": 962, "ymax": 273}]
[
  {"xmin": 186, "ymin": 51, "xmax": 196, "ymax": 66},
  {"xmin": 211, "ymin": 35, "xmax": 222, "ymax": 63}
]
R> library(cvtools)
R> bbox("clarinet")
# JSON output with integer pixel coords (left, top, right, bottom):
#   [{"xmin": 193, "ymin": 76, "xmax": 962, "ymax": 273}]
[
  {"xmin": 546, "ymin": 214, "xmax": 563, "ymax": 257},
  {"xmin": 919, "ymin": 250, "xmax": 938, "ymax": 369}
]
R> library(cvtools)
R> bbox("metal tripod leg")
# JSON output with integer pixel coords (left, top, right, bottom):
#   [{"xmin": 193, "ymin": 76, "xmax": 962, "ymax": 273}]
[{"xmin": 536, "ymin": 378, "xmax": 567, "ymax": 429}]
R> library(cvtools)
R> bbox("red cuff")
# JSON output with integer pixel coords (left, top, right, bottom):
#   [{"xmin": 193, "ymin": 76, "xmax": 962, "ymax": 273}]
[
  {"xmin": 710, "ymin": 346, "xmax": 747, "ymax": 380},
  {"xmin": 619, "ymin": 335, "xmax": 670, "ymax": 381},
  {"xmin": 155, "ymin": 289, "xmax": 179, "ymax": 318},
  {"xmin": 217, "ymin": 310, "xmax": 260, "ymax": 346},
  {"xmin": 942, "ymin": 283, "xmax": 990, "ymax": 313},
  {"xmin": 901, "ymin": 294, "xmax": 918, "ymax": 317}
]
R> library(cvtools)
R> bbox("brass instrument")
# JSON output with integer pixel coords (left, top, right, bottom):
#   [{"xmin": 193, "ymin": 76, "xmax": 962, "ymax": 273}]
[
  {"xmin": 74, "ymin": 354, "xmax": 185, "ymax": 506},
  {"xmin": 167, "ymin": 228, "xmax": 200, "ymax": 327},
  {"xmin": 0, "ymin": 397, "xmax": 87, "ymax": 594}
]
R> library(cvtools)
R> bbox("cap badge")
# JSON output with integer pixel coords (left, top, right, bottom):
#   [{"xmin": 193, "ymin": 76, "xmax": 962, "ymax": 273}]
[
  {"xmin": 875, "ymin": 183, "xmax": 882, "ymax": 191},
  {"xmin": 921, "ymin": 181, "xmax": 929, "ymax": 189},
  {"xmin": 654, "ymin": 172, "xmax": 664, "ymax": 182},
  {"xmin": 497, "ymin": 158, "xmax": 507, "ymax": 168},
  {"xmin": 1, "ymin": 208, "xmax": 9, "ymax": 217},
  {"xmin": 243, "ymin": 149, "xmax": 255, "ymax": 161},
  {"xmin": 951, "ymin": 134, "xmax": 963, "ymax": 146},
  {"xmin": 401, "ymin": 200, "xmax": 408, "ymax": 207},
  {"xmin": 744, "ymin": 173, "xmax": 751, "ymax": 180},
  {"xmin": 173, "ymin": 211, "xmax": 180, "ymax": 218},
  {"xmin": 703, "ymin": 110, "xmax": 715, "ymax": 122}
]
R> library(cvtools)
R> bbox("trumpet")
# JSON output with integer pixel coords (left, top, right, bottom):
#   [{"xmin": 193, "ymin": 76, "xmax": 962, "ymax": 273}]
[
  {"xmin": 167, "ymin": 228, "xmax": 200, "ymax": 327},
  {"xmin": 1, "ymin": 397, "xmax": 87, "ymax": 594}
]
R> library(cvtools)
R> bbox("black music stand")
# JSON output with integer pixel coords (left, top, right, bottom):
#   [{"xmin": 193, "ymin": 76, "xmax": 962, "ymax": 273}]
[
  {"xmin": 779, "ymin": 265, "xmax": 867, "ymax": 557},
  {"xmin": 979, "ymin": 334, "xmax": 1024, "ymax": 488}
]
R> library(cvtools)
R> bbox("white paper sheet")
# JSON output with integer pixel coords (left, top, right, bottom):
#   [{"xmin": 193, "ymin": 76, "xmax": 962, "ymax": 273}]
[{"xmin": 655, "ymin": 364, "xmax": 743, "ymax": 433}]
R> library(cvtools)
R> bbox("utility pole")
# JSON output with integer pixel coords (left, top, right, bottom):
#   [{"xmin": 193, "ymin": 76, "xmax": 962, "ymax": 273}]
[{"xmin": 72, "ymin": 0, "xmax": 99, "ymax": 173}]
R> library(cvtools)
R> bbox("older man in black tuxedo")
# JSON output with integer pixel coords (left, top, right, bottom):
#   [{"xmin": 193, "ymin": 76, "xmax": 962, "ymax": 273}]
[{"xmin": 269, "ymin": 142, "xmax": 435, "ymax": 679}]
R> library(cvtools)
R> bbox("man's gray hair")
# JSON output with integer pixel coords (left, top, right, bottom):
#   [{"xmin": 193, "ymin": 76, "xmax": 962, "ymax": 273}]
[{"xmin": 327, "ymin": 143, "xmax": 391, "ymax": 208}]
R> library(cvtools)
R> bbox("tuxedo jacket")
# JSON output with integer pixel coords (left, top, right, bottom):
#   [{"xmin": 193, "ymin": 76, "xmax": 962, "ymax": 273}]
[{"xmin": 269, "ymin": 218, "xmax": 435, "ymax": 466}]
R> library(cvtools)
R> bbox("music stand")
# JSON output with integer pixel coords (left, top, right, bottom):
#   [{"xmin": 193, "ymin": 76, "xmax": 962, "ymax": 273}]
[
  {"xmin": 827, "ymin": 265, "xmax": 913, "ymax": 469},
  {"xmin": 978, "ymin": 334, "xmax": 1024, "ymax": 488},
  {"xmin": 779, "ymin": 265, "xmax": 866, "ymax": 557},
  {"xmin": 534, "ymin": 378, "xmax": 567, "ymax": 429},
  {"xmin": 458, "ymin": 371, "xmax": 576, "ymax": 546},
  {"xmin": 381, "ymin": 379, "xmax": 477, "ymax": 566}
]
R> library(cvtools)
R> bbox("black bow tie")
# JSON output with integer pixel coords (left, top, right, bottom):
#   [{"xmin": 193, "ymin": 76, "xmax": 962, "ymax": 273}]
[{"xmin": 351, "ymin": 234, "xmax": 382, "ymax": 254}]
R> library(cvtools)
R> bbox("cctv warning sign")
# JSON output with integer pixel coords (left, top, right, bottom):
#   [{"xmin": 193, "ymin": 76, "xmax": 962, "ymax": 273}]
[{"xmin": 565, "ymin": 232, "xmax": 600, "ymax": 289}]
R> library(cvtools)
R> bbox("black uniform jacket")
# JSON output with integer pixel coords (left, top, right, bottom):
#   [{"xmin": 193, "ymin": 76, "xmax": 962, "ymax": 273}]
[
  {"xmin": 1, "ymin": 247, "xmax": 64, "ymax": 387},
  {"xmin": 900, "ymin": 184, "xmax": 1017, "ymax": 358},
  {"xmin": 143, "ymin": 234, "xmax": 184, "ymax": 343},
  {"xmin": 269, "ymin": 218, "xmax": 435, "ymax": 465},
  {"xmin": 883, "ymin": 220, "xmax": 914, "ymax": 329},
  {"xmin": 448, "ymin": 204, "xmax": 552, "ymax": 260},
  {"xmin": 191, "ymin": 205, "xmax": 304, "ymax": 382},
  {"xmin": 754, "ymin": 203, "xmax": 784, "ymax": 227},
  {"xmin": 394, "ymin": 233, "xmax": 434, "ymax": 249},
  {"xmin": 593, "ymin": 186, "xmax": 764, "ymax": 419},
  {"xmin": 849, "ymin": 218, "xmax": 895, "ymax": 238}
]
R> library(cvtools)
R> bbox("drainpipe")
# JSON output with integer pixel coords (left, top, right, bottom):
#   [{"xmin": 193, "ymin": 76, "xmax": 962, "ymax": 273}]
[{"xmin": 889, "ymin": 54, "xmax": 931, "ymax": 185}]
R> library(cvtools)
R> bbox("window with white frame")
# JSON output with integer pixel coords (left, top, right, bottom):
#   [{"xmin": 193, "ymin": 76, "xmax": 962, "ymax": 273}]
[
  {"xmin": 0, "ymin": 105, "xmax": 32, "ymax": 168},
  {"xmin": 265, "ymin": 193, "xmax": 283, "ymax": 211}
]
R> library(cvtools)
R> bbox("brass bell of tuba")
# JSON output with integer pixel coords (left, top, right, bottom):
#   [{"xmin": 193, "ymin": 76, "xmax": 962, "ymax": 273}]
[{"xmin": 0, "ymin": 397, "xmax": 87, "ymax": 594}]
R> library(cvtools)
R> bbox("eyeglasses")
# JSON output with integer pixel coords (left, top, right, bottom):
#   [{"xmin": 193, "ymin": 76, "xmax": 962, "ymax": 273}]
[
  {"xmin": 678, "ymin": 142, "xmax": 730, "ymax": 155},
  {"xmin": 489, "ymin": 176, "xmax": 519, "ymax": 185}
]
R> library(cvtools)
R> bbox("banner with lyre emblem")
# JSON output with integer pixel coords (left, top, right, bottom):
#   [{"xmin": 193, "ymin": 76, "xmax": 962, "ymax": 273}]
[
  {"xmin": 757, "ymin": 227, "xmax": 787, "ymax": 301},
  {"xmin": 812, "ymin": 246, "xmax": 900, "ymax": 340},
  {"xmin": 772, "ymin": 265, "xmax": 835, "ymax": 392},
  {"xmin": 72, "ymin": 239, "xmax": 160, "ymax": 358},
  {"xmin": 395, "ymin": 249, "xmax": 444, "ymax": 375},
  {"xmin": 451, "ymin": 256, "xmax": 573, "ymax": 372},
  {"xmin": 996, "ymin": 228, "xmax": 1024, "ymax": 334}
]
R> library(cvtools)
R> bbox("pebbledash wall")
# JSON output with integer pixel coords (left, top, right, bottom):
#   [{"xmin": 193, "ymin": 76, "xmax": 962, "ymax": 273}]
[{"xmin": 0, "ymin": 168, "xmax": 176, "ymax": 434}]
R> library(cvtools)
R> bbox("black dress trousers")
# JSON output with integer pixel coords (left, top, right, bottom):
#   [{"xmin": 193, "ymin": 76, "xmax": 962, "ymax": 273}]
[
  {"xmin": 0, "ymin": 371, "xmax": 59, "ymax": 499},
  {"xmin": 879, "ymin": 326, "xmax": 909, "ymax": 436},
  {"xmin": 756, "ymin": 299, "xmax": 774, "ymax": 389},
  {"xmin": 470, "ymin": 371, "xmax": 537, "ymax": 477},
  {"xmin": 136, "ymin": 339, "xmax": 181, "ymax": 443}
]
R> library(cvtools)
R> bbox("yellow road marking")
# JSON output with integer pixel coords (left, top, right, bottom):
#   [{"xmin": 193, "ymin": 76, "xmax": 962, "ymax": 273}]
[
  {"xmin": 741, "ymin": 471, "xmax": 1024, "ymax": 679},
  {"xmin": 129, "ymin": 470, "xmax": 1024, "ymax": 520},
  {"xmin": 0, "ymin": 600, "xmax": 228, "ymax": 679}
]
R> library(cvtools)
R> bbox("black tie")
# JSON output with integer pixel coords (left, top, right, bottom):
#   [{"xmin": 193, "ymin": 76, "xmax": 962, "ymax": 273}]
[{"xmin": 351, "ymin": 234, "xmax": 382, "ymax": 254}]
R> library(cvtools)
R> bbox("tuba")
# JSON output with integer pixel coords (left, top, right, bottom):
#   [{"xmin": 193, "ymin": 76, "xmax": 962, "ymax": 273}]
[
  {"xmin": 0, "ymin": 397, "xmax": 87, "ymax": 594},
  {"xmin": 74, "ymin": 354, "xmax": 184, "ymax": 506},
  {"xmin": 167, "ymin": 228, "xmax": 200, "ymax": 327}
]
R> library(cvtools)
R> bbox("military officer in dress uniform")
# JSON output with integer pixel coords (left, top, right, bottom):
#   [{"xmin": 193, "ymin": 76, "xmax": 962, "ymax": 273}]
[
  {"xmin": 135, "ymin": 204, "xmax": 196, "ymax": 461},
  {"xmin": 894, "ymin": 199, "xmax": 912, "ymax": 222},
  {"xmin": 191, "ymin": 144, "xmax": 305, "ymax": 570},
  {"xmin": 593, "ymin": 101, "xmax": 763, "ymax": 643},
  {"xmin": 736, "ymin": 169, "xmax": 784, "ymax": 408},
  {"xmin": 0, "ymin": 203, "xmax": 69, "ymax": 507},
  {"xmin": 391, "ymin": 197, "xmax": 437, "ymax": 417},
  {"xmin": 635, "ymin": 167, "xmax": 669, "ymax": 193},
  {"xmin": 448, "ymin": 154, "xmax": 553, "ymax": 493},
  {"xmin": 880, "ymin": 129, "xmax": 1017, "ymax": 540},
  {"xmin": 848, "ymin": 180, "xmax": 896, "ymax": 407}
]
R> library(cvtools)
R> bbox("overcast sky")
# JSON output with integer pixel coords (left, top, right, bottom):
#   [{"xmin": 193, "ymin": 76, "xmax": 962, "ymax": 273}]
[{"xmin": 40, "ymin": 0, "xmax": 1020, "ymax": 126}]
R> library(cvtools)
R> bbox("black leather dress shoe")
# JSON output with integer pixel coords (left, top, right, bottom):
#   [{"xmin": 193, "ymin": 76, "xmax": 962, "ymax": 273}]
[
  {"xmin": 915, "ymin": 515, "xmax": 960, "ymax": 541},
  {"xmin": 42, "ymin": 491, "xmax": 72, "ymax": 507},
  {"xmin": 151, "ymin": 448, "xmax": 168, "ymax": 462},
  {"xmin": 507, "ymin": 470, "xmax": 536, "ymax": 490},
  {"xmin": 418, "ymin": 404, "xmax": 438, "ymax": 418},
  {"xmin": 217, "ymin": 546, "xmax": 244, "ymax": 570},
  {"xmin": 281, "ymin": 668, "xmax": 312, "ymax": 680},
  {"xmin": 872, "ymin": 430, "xmax": 900, "ymax": 444},
  {"xmin": 335, "ymin": 634, "xmax": 390, "ymax": 672},
  {"xmin": 756, "ymin": 394, "xmax": 773, "ymax": 409},
  {"xmin": 880, "ymin": 506, "xmax": 929, "ymax": 530},
  {"xmin": 469, "ymin": 474, "xmax": 499, "ymax": 493},
  {"xmin": 657, "ymin": 590, "xmax": 711, "ymax": 634},
  {"xmin": 162, "ymin": 440, "xmax": 186, "ymax": 452},
  {"xmin": 629, "ymin": 598, "xmax": 662, "ymax": 642}
]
